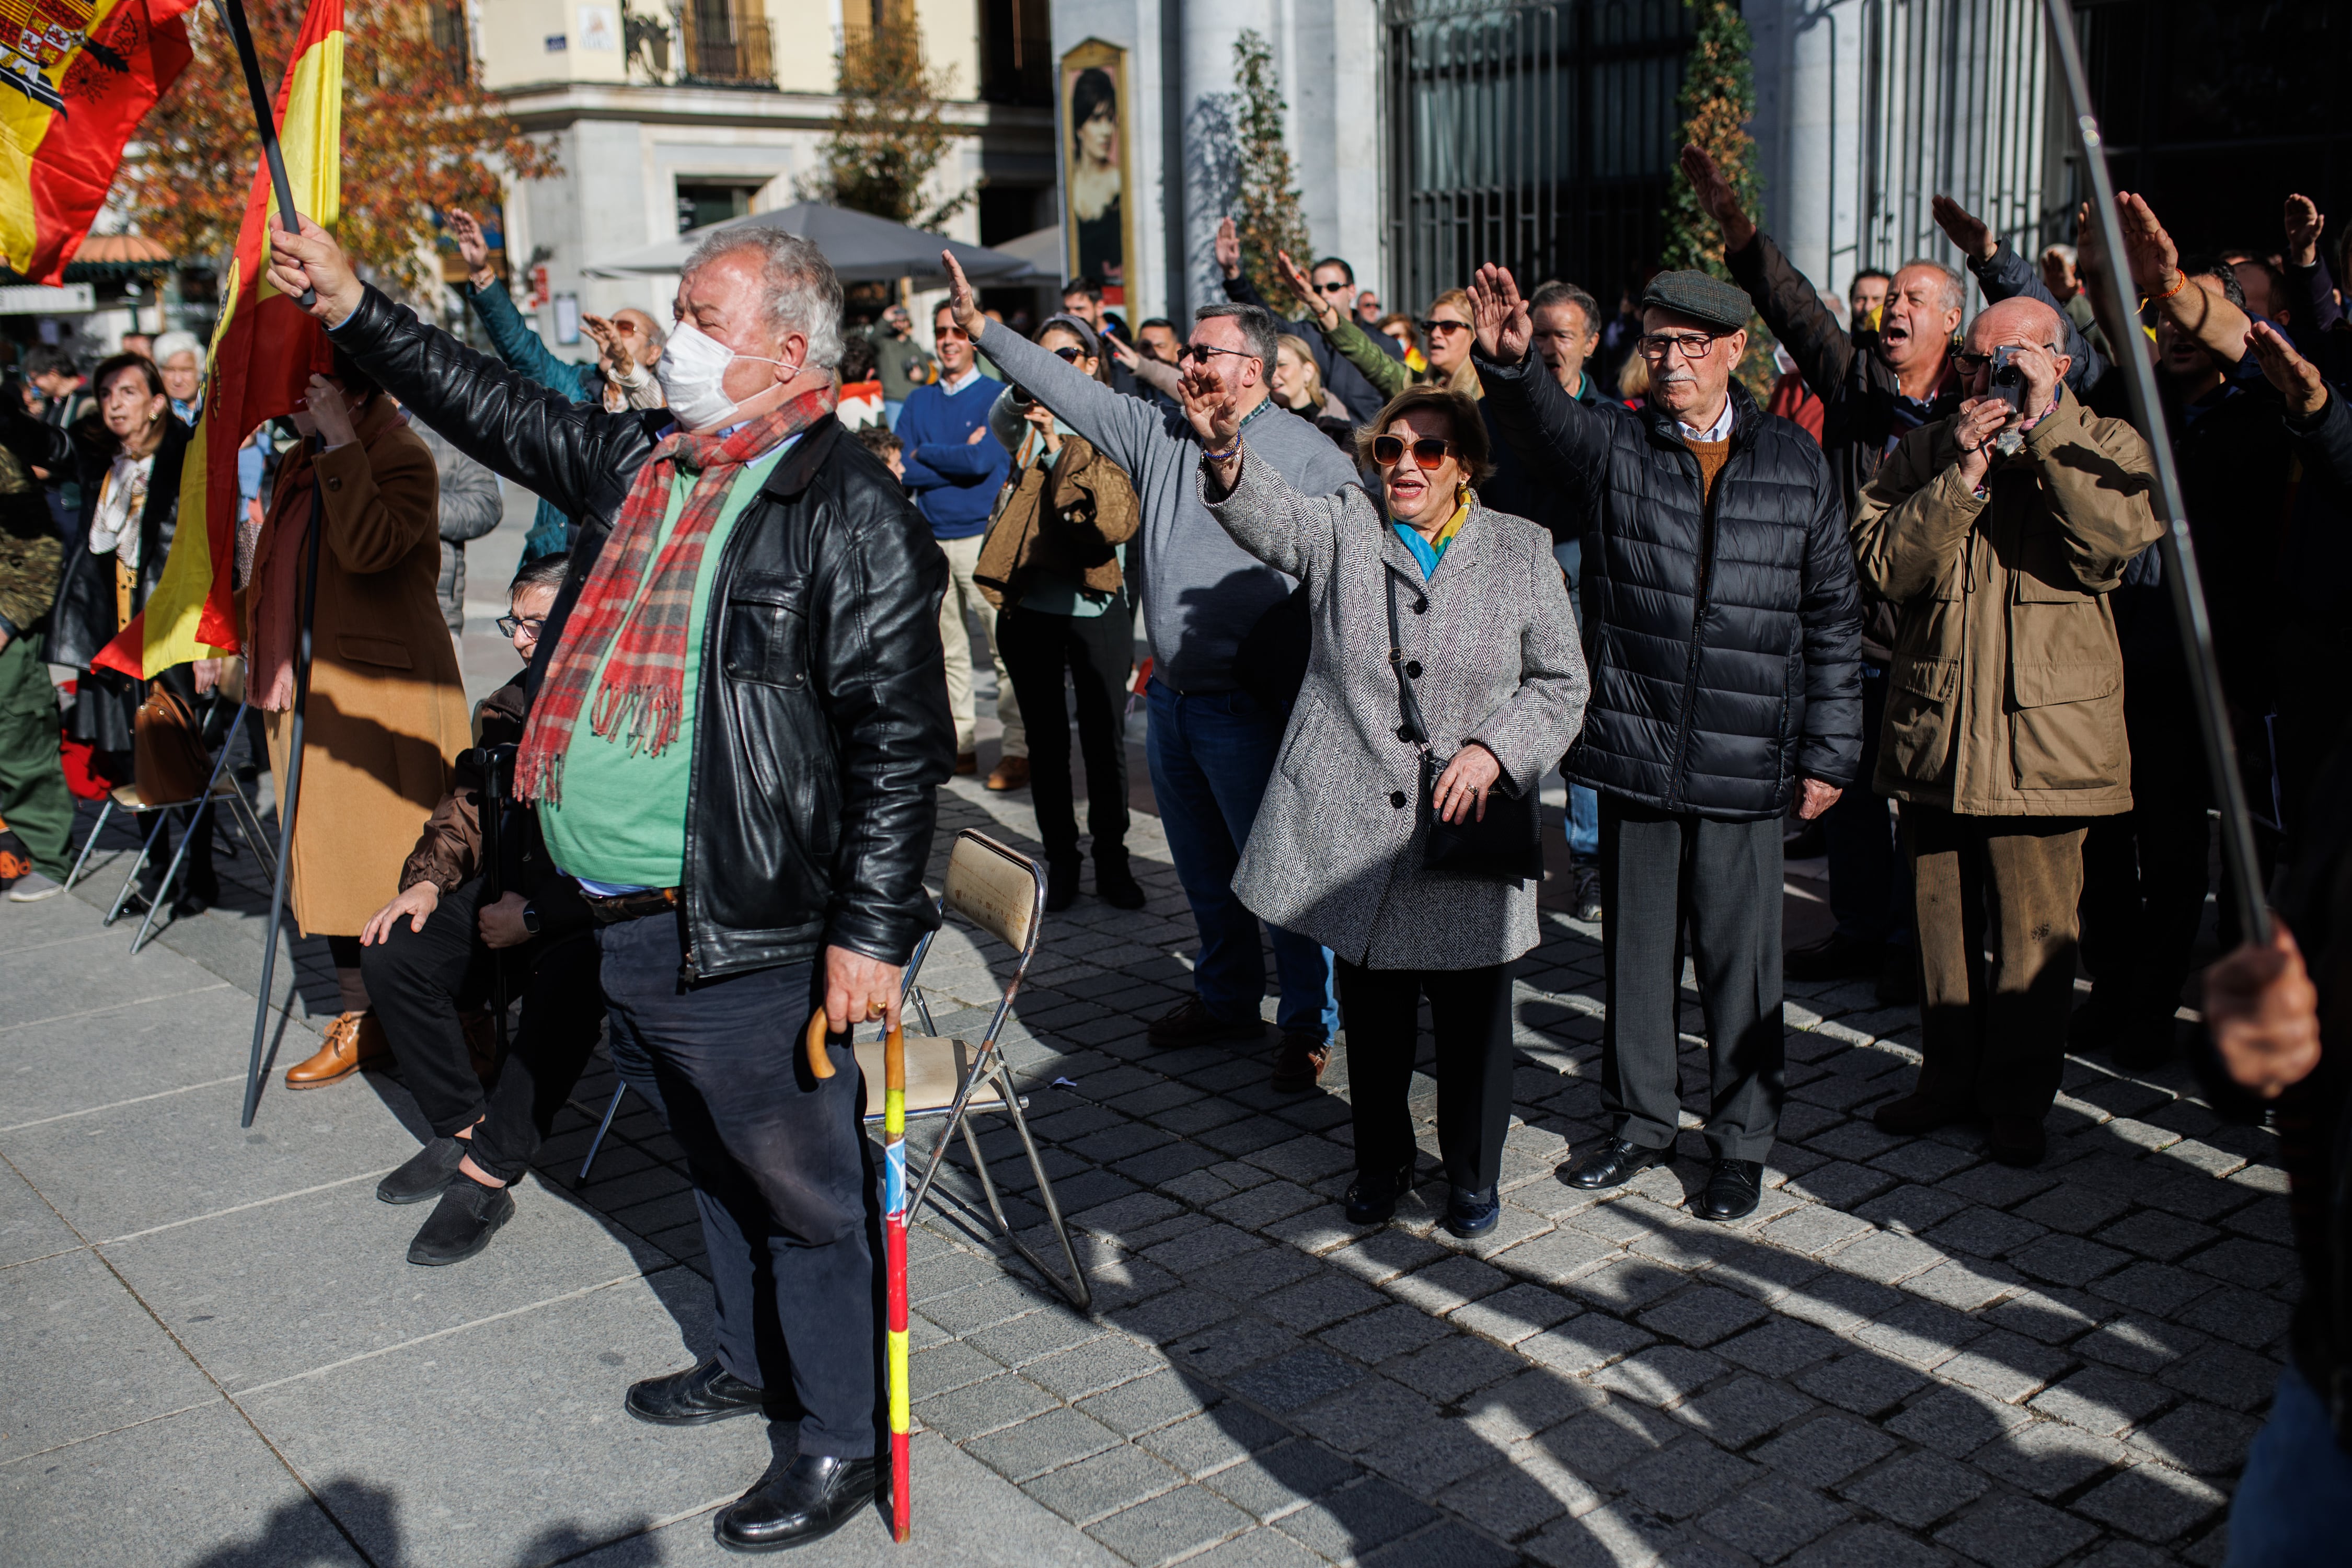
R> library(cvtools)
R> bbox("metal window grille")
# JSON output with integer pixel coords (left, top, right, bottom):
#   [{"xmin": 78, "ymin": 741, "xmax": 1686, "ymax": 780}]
[{"xmin": 1384, "ymin": 0, "xmax": 1695, "ymax": 315}]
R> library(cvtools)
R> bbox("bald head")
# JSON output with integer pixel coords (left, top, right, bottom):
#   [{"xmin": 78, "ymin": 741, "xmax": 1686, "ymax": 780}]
[{"xmin": 1964, "ymin": 296, "xmax": 2063, "ymax": 355}]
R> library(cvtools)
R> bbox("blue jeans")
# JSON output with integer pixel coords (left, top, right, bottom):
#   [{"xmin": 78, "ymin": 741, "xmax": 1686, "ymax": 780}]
[
  {"xmin": 2230, "ymin": 1364, "xmax": 2352, "ymax": 1566},
  {"xmin": 883, "ymin": 398, "xmax": 904, "ymax": 431},
  {"xmin": 1566, "ymin": 782, "xmax": 1599, "ymax": 858},
  {"xmin": 1146, "ymin": 678, "xmax": 1338, "ymax": 1040}
]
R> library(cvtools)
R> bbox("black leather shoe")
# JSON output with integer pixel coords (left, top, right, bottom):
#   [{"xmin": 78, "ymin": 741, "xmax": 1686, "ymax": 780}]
[
  {"xmin": 1783, "ymin": 932, "xmax": 1885, "ymax": 982},
  {"xmin": 406, "ymin": 1172, "xmax": 513, "ymax": 1265},
  {"xmin": 1345, "ymin": 1159, "xmax": 1416, "ymax": 1225},
  {"xmin": 1444, "ymin": 1185, "xmax": 1500, "ymax": 1238},
  {"xmin": 1095, "ymin": 853, "xmax": 1147, "ymax": 910},
  {"xmin": 378, "ymin": 1136, "xmax": 464, "ymax": 1204},
  {"xmin": 1987, "ymin": 1116, "xmax": 2048, "ymax": 1169},
  {"xmin": 1566, "ymin": 1139, "xmax": 1671, "ymax": 1191},
  {"xmin": 1045, "ymin": 855, "xmax": 1081, "ymax": 913},
  {"xmin": 627, "ymin": 1355, "xmax": 775, "ymax": 1426},
  {"xmin": 716, "ymin": 1453, "xmax": 881, "ymax": 1553},
  {"xmin": 1698, "ymin": 1159, "xmax": 1764, "ymax": 1222}
]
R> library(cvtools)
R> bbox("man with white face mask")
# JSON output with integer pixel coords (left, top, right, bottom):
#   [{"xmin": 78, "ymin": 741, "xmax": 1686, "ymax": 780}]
[{"xmin": 267, "ymin": 217, "xmax": 954, "ymax": 1551}]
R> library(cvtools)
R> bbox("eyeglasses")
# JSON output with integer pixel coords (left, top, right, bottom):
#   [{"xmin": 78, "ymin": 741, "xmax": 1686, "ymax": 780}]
[
  {"xmin": 1316, "ymin": 280, "xmax": 1354, "ymax": 294},
  {"xmin": 935, "ymin": 325, "xmax": 971, "ymax": 342},
  {"xmin": 1177, "ymin": 343, "xmax": 1260, "ymax": 366},
  {"xmin": 1636, "ymin": 331, "xmax": 1724, "ymax": 361},
  {"xmin": 1419, "ymin": 317, "xmax": 1471, "ymax": 335},
  {"xmin": 1371, "ymin": 434, "xmax": 1457, "ymax": 468},
  {"xmin": 1050, "ymin": 345, "xmax": 1083, "ymax": 363},
  {"xmin": 496, "ymin": 615, "xmax": 547, "ymax": 641}
]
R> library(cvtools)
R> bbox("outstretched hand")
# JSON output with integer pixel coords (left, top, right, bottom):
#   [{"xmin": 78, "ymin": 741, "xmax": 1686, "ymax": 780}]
[
  {"xmin": 1275, "ymin": 249, "xmax": 1335, "ymax": 328},
  {"xmin": 2073, "ymin": 200, "xmax": 2108, "ymax": 283},
  {"xmin": 446, "ymin": 208, "xmax": 492, "ymax": 278},
  {"xmin": 1930, "ymin": 194, "xmax": 1995, "ymax": 264},
  {"xmin": 266, "ymin": 213, "xmax": 365, "ymax": 326},
  {"xmin": 1468, "ymin": 263, "xmax": 1532, "ymax": 364},
  {"xmin": 2249, "ymin": 321, "xmax": 2329, "ymax": 417},
  {"xmin": 1678, "ymin": 142, "xmax": 1755, "ymax": 251},
  {"xmin": 1180, "ymin": 362, "xmax": 1240, "ymax": 454},
  {"xmin": 1214, "ymin": 216, "xmax": 1242, "ymax": 281},
  {"xmin": 2115, "ymin": 192, "xmax": 2179, "ymax": 296},
  {"xmin": 939, "ymin": 250, "xmax": 986, "ymax": 340},
  {"xmin": 2285, "ymin": 193, "xmax": 2325, "ymax": 270}
]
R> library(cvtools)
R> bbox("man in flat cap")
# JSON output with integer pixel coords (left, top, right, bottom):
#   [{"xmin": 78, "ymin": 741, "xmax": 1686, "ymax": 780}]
[{"xmin": 1469, "ymin": 264, "xmax": 1862, "ymax": 1220}]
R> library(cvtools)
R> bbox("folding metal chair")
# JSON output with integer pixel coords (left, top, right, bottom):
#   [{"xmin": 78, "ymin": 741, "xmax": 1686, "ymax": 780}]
[
  {"xmin": 854, "ymin": 829, "xmax": 1088, "ymax": 1310},
  {"xmin": 62, "ymin": 697, "xmax": 275, "ymax": 954}
]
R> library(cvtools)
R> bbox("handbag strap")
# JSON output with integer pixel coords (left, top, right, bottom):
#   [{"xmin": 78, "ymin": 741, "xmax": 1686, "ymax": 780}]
[{"xmin": 1384, "ymin": 568, "xmax": 1433, "ymax": 757}]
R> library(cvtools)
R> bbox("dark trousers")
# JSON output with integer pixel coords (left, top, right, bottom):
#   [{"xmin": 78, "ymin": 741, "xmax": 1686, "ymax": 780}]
[
  {"xmin": 1822, "ymin": 667, "xmax": 1910, "ymax": 947},
  {"xmin": 598, "ymin": 914, "xmax": 879, "ymax": 1460},
  {"xmin": 1598, "ymin": 796, "xmax": 1785, "ymax": 1161},
  {"xmin": 2079, "ymin": 679, "xmax": 2211, "ymax": 1031},
  {"xmin": 360, "ymin": 875, "xmax": 610, "ymax": 1182},
  {"xmin": 997, "ymin": 602, "xmax": 1133, "ymax": 866},
  {"xmin": 0, "ymin": 635, "xmax": 73, "ymax": 878},
  {"xmin": 1905, "ymin": 805, "xmax": 2086, "ymax": 1121},
  {"xmin": 1336, "ymin": 960, "xmax": 1514, "ymax": 1194}
]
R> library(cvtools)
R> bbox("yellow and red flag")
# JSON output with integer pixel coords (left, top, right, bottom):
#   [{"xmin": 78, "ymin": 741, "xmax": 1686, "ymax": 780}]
[
  {"xmin": 98, "ymin": 0, "xmax": 341, "ymax": 677},
  {"xmin": 0, "ymin": 0, "xmax": 198, "ymax": 284}
]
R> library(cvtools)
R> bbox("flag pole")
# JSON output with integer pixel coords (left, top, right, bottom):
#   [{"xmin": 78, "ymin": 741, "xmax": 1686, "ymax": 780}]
[
  {"xmin": 208, "ymin": 0, "xmax": 315, "ymax": 309},
  {"xmin": 2038, "ymin": 0, "xmax": 2270, "ymax": 948},
  {"xmin": 242, "ymin": 470, "xmax": 324, "ymax": 1127}
]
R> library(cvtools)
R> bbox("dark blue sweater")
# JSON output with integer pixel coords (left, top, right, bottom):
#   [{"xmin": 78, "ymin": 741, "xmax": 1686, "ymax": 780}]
[{"xmin": 896, "ymin": 375, "xmax": 1009, "ymax": 540}]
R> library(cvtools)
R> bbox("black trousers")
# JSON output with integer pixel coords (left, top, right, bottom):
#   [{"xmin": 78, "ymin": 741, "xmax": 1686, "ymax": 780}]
[
  {"xmin": 1820, "ymin": 666, "xmax": 1910, "ymax": 947},
  {"xmin": 360, "ymin": 875, "xmax": 609, "ymax": 1182},
  {"xmin": 996, "ymin": 601, "xmax": 1133, "ymax": 866},
  {"xmin": 1337, "ymin": 960, "xmax": 1515, "ymax": 1194},
  {"xmin": 1598, "ymin": 795, "xmax": 1785, "ymax": 1161},
  {"xmin": 2079, "ymin": 675, "xmax": 2212, "ymax": 1032},
  {"xmin": 598, "ymin": 913, "xmax": 881, "ymax": 1460}
]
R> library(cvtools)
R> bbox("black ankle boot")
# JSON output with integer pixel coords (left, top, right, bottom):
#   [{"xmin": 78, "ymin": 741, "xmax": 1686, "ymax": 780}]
[
  {"xmin": 1095, "ymin": 851, "xmax": 1145, "ymax": 910},
  {"xmin": 1045, "ymin": 855, "xmax": 1081, "ymax": 912}
]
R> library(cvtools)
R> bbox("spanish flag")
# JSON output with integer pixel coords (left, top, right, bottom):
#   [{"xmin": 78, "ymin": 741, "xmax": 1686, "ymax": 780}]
[
  {"xmin": 100, "ymin": 0, "xmax": 340, "ymax": 676},
  {"xmin": 0, "ymin": 0, "xmax": 197, "ymax": 284}
]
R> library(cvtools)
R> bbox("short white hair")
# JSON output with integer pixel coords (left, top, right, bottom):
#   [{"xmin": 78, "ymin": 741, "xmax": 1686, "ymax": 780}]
[
  {"xmin": 681, "ymin": 226, "xmax": 844, "ymax": 370},
  {"xmin": 151, "ymin": 330, "xmax": 203, "ymax": 366}
]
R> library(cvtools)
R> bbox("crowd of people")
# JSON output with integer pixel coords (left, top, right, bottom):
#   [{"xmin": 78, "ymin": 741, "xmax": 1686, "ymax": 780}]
[{"xmin": 0, "ymin": 144, "xmax": 2347, "ymax": 1554}]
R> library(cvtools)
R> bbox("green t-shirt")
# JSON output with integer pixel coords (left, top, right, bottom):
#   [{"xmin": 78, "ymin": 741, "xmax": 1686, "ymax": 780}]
[{"xmin": 543, "ymin": 441, "xmax": 791, "ymax": 888}]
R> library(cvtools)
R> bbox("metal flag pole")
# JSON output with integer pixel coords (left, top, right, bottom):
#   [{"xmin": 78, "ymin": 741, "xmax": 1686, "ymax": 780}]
[
  {"xmin": 208, "ymin": 0, "xmax": 315, "ymax": 309},
  {"xmin": 2039, "ymin": 0, "xmax": 2271, "ymax": 948},
  {"xmin": 242, "ymin": 471, "xmax": 324, "ymax": 1127}
]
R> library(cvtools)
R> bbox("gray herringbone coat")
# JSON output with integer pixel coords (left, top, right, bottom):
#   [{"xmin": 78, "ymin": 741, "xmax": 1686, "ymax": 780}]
[{"xmin": 1203, "ymin": 451, "xmax": 1588, "ymax": 970}]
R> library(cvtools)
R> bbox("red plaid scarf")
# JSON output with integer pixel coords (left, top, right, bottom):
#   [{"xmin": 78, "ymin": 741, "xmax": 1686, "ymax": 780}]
[{"xmin": 514, "ymin": 388, "xmax": 835, "ymax": 804}]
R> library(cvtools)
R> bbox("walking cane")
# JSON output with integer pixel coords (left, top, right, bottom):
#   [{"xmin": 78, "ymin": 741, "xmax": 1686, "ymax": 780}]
[
  {"xmin": 2039, "ymin": 0, "xmax": 2270, "ymax": 949},
  {"xmin": 804, "ymin": 1008, "xmax": 912, "ymax": 1541},
  {"xmin": 241, "ymin": 473, "xmax": 324, "ymax": 1127}
]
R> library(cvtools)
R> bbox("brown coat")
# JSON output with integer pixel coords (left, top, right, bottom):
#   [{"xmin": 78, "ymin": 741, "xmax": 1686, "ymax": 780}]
[
  {"xmin": 251, "ymin": 399, "xmax": 469, "ymax": 935},
  {"xmin": 972, "ymin": 432, "xmax": 1138, "ymax": 608},
  {"xmin": 1852, "ymin": 387, "xmax": 2162, "ymax": 817}
]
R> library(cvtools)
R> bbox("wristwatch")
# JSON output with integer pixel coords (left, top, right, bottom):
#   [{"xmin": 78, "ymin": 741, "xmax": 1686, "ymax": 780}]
[{"xmin": 520, "ymin": 901, "xmax": 541, "ymax": 936}]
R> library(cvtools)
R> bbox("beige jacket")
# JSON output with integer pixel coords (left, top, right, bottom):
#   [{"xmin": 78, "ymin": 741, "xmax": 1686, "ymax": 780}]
[{"xmin": 1852, "ymin": 387, "xmax": 2162, "ymax": 817}]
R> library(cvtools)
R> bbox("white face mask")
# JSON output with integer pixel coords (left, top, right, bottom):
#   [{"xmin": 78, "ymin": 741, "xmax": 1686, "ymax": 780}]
[{"xmin": 655, "ymin": 317, "xmax": 793, "ymax": 431}]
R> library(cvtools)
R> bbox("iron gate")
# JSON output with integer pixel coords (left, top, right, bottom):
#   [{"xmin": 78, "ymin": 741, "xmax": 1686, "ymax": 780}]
[{"xmin": 1384, "ymin": 0, "xmax": 1694, "ymax": 315}]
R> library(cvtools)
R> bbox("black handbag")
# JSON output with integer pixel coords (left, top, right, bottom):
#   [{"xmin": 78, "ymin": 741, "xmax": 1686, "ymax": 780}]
[{"xmin": 1385, "ymin": 567, "xmax": 1544, "ymax": 885}]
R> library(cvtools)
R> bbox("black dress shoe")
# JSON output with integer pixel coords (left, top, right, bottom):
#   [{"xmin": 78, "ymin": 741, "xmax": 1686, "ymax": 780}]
[
  {"xmin": 1095, "ymin": 853, "xmax": 1147, "ymax": 910},
  {"xmin": 378, "ymin": 1136, "xmax": 464, "ymax": 1204},
  {"xmin": 1783, "ymin": 932, "xmax": 1886, "ymax": 982},
  {"xmin": 1566, "ymin": 1138, "xmax": 1671, "ymax": 1191},
  {"xmin": 1698, "ymin": 1159, "xmax": 1765, "ymax": 1222},
  {"xmin": 627, "ymin": 1355, "xmax": 776, "ymax": 1426},
  {"xmin": 716, "ymin": 1453, "xmax": 881, "ymax": 1553},
  {"xmin": 1444, "ymin": 1185, "xmax": 1500, "ymax": 1238},
  {"xmin": 1345, "ymin": 1159, "xmax": 1416, "ymax": 1225},
  {"xmin": 1044, "ymin": 856, "xmax": 1081, "ymax": 913},
  {"xmin": 406, "ymin": 1172, "xmax": 513, "ymax": 1265}
]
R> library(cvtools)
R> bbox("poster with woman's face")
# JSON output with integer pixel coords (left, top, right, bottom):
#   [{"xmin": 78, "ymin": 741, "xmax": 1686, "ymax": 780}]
[{"xmin": 1062, "ymin": 44, "xmax": 1131, "ymax": 306}]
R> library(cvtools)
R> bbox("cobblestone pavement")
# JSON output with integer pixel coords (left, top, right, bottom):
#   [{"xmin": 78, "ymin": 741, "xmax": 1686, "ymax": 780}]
[{"xmin": 1, "ymin": 749, "xmax": 2279, "ymax": 1566}]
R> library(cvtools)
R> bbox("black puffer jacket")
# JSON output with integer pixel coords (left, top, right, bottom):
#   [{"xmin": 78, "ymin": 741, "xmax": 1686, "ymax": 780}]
[
  {"xmin": 1478, "ymin": 352, "xmax": 1863, "ymax": 820},
  {"xmin": 331, "ymin": 285, "xmax": 954, "ymax": 978}
]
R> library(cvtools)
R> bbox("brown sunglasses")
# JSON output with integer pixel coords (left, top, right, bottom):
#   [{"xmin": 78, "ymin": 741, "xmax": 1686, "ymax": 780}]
[{"xmin": 1371, "ymin": 434, "xmax": 1457, "ymax": 467}]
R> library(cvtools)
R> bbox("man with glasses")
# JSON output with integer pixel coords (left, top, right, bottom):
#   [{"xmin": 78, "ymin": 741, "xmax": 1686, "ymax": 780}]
[
  {"xmin": 941, "ymin": 251, "xmax": 1356, "ymax": 1092},
  {"xmin": 1214, "ymin": 216, "xmax": 1401, "ymax": 423},
  {"xmin": 898, "ymin": 299, "xmax": 1026, "ymax": 785},
  {"xmin": 1469, "ymin": 264, "xmax": 1863, "ymax": 1221},
  {"xmin": 1851, "ymin": 297, "xmax": 2159, "ymax": 1166}
]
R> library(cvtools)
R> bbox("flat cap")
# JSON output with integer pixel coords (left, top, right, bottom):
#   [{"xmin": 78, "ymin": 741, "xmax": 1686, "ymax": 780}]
[{"xmin": 1640, "ymin": 269, "xmax": 1752, "ymax": 333}]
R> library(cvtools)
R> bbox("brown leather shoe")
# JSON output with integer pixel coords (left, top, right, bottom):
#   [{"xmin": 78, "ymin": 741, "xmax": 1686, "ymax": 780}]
[
  {"xmin": 1270, "ymin": 1030, "xmax": 1330, "ymax": 1093},
  {"xmin": 285, "ymin": 1011, "xmax": 389, "ymax": 1089},
  {"xmin": 954, "ymin": 752, "xmax": 979, "ymax": 776},
  {"xmin": 986, "ymin": 755, "xmax": 1030, "ymax": 792}
]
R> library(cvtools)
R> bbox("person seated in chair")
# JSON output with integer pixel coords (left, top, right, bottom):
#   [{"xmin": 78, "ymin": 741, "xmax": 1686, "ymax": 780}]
[{"xmin": 358, "ymin": 555, "xmax": 619, "ymax": 1264}]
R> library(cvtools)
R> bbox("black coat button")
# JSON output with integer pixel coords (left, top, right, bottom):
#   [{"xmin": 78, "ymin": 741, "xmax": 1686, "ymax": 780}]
[
  {"xmin": 1404, "ymin": 660, "xmax": 1422, "ymax": 678},
  {"xmin": 1389, "ymin": 790, "xmax": 1408, "ymax": 809},
  {"xmin": 1412, "ymin": 598, "xmax": 1428, "ymax": 615}
]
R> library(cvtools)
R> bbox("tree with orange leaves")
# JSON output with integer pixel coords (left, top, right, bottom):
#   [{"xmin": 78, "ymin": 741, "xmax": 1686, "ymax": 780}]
[{"xmin": 113, "ymin": 0, "xmax": 557, "ymax": 298}]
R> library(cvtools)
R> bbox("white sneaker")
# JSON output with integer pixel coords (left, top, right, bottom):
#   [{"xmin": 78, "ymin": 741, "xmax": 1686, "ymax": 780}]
[{"xmin": 6, "ymin": 872, "xmax": 63, "ymax": 903}]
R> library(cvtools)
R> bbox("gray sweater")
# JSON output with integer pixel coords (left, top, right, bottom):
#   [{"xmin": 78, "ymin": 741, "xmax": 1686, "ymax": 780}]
[{"xmin": 975, "ymin": 320, "xmax": 1359, "ymax": 692}]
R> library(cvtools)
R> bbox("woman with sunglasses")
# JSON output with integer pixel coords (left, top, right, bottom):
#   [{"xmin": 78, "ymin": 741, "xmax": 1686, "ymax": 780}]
[
  {"xmin": 979, "ymin": 314, "xmax": 1147, "ymax": 912},
  {"xmin": 1182, "ymin": 368, "xmax": 1587, "ymax": 1238}
]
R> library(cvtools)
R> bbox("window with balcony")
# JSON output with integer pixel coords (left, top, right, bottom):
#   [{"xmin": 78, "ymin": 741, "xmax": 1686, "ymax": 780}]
[{"xmin": 680, "ymin": 0, "xmax": 774, "ymax": 86}]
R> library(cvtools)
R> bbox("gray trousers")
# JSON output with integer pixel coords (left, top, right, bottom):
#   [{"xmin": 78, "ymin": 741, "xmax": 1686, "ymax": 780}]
[{"xmin": 1597, "ymin": 794, "xmax": 1785, "ymax": 1161}]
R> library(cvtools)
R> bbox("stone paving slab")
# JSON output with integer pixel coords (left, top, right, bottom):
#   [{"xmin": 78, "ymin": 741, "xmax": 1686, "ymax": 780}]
[{"xmin": 0, "ymin": 718, "xmax": 2282, "ymax": 1566}]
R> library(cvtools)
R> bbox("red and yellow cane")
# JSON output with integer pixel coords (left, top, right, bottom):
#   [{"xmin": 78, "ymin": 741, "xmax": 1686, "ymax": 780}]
[{"xmin": 806, "ymin": 1009, "xmax": 912, "ymax": 1541}]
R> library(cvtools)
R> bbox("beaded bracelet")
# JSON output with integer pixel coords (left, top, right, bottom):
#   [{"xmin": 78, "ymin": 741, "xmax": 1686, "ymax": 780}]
[{"xmin": 1202, "ymin": 443, "xmax": 1241, "ymax": 462}]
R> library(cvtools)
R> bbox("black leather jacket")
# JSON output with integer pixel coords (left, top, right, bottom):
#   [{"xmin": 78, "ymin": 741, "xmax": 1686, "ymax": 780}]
[{"xmin": 330, "ymin": 286, "xmax": 954, "ymax": 977}]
